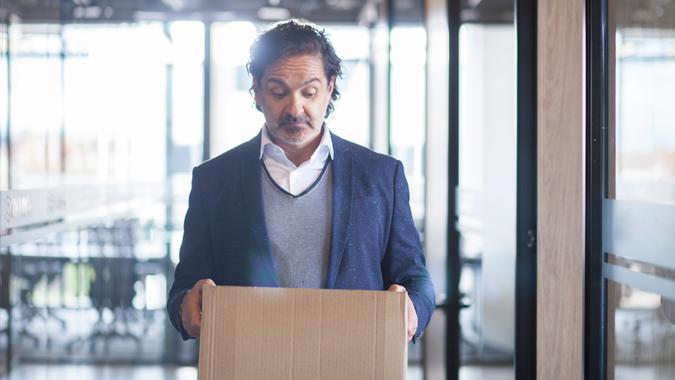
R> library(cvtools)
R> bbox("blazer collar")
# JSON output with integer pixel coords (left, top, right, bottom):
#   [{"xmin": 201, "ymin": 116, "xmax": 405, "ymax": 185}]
[
  {"xmin": 325, "ymin": 133, "xmax": 353, "ymax": 288},
  {"xmin": 239, "ymin": 132, "xmax": 279, "ymax": 286}
]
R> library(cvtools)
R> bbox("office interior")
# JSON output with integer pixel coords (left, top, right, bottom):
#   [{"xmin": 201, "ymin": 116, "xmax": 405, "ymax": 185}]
[{"xmin": 0, "ymin": 0, "xmax": 673, "ymax": 379}]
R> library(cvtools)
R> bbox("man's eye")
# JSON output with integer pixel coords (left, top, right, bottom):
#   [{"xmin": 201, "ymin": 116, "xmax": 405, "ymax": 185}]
[
  {"xmin": 271, "ymin": 91, "xmax": 285, "ymax": 98},
  {"xmin": 303, "ymin": 92, "xmax": 316, "ymax": 98}
]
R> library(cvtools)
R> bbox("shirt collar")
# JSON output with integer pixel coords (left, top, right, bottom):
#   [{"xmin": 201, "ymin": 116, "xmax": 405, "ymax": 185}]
[{"xmin": 259, "ymin": 124, "xmax": 334, "ymax": 161}]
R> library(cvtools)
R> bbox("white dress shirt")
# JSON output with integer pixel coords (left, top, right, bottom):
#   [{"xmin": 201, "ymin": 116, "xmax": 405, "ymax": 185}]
[{"xmin": 260, "ymin": 125, "xmax": 334, "ymax": 196}]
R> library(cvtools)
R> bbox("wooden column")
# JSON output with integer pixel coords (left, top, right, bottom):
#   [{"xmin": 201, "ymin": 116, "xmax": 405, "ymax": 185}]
[{"xmin": 537, "ymin": 0, "xmax": 586, "ymax": 379}]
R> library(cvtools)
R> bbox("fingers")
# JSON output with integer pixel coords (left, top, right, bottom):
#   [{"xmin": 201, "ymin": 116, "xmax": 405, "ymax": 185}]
[
  {"xmin": 406, "ymin": 295, "xmax": 418, "ymax": 341},
  {"xmin": 182, "ymin": 278, "xmax": 216, "ymax": 338},
  {"xmin": 181, "ymin": 292, "xmax": 201, "ymax": 338},
  {"xmin": 195, "ymin": 278, "xmax": 216, "ymax": 296},
  {"xmin": 387, "ymin": 284, "xmax": 418, "ymax": 342}
]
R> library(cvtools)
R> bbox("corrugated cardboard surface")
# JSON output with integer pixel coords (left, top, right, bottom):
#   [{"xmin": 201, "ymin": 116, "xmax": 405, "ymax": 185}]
[{"xmin": 198, "ymin": 286, "xmax": 407, "ymax": 380}]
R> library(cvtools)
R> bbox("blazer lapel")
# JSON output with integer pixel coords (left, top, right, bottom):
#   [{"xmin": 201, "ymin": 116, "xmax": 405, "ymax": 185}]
[
  {"xmin": 240, "ymin": 133, "xmax": 279, "ymax": 286},
  {"xmin": 325, "ymin": 134, "xmax": 353, "ymax": 288}
]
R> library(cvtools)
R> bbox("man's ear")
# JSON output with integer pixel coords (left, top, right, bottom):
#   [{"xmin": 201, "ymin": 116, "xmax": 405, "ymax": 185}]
[
  {"xmin": 252, "ymin": 79, "xmax": 262, "ymax": 110},
  {"xmin": 327, "ymin": 77, "xmax": 335, "ymax": 96}
]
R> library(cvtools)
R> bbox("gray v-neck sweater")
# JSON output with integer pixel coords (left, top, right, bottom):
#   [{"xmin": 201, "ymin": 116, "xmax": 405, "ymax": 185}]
[{"xmin": 261, "ymin": 162, "xmax": 333, "ymax": 288}]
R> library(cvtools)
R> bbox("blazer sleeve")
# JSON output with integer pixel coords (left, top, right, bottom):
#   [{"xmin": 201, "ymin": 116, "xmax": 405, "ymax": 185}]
[
  {"xmin": 381, "ymin": 160, "xmax": 436, "ymax": 341},
  {"xmin": 167, "ymin": 167, "xmax": 217, "ymax": 340}
]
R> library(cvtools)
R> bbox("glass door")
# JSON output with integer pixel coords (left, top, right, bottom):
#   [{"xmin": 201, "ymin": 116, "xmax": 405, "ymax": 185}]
[{"xmin": 587, "ymin": 0, "xmax": 675, "ymax": 378}]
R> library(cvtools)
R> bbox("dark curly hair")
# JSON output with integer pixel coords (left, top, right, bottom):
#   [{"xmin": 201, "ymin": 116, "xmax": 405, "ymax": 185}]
[{"xmin": 247, "ymin": 19, "xmax": 343, "ymax": 118}]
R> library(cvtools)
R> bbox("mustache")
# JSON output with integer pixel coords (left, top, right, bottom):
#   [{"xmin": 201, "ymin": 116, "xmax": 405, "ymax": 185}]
[{"xmin": 278, "ymin": 114, "xmax": 311, "ymax": 127}]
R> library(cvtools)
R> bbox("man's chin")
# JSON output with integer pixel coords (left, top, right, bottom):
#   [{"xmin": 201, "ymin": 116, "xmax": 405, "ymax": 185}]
[
  {"xmin": 278, "ymin": 129, "xmax": 315, "ymax": 146},
  {"xmin": 280, "ymin": 124, "xmax": 308, "ymax": 137},
  {"xmin": 278, "ymin": 135, "xmax": 311, "ymax": 147}
]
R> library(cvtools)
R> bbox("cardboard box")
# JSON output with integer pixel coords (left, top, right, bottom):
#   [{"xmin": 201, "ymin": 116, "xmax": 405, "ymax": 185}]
[{"xmin": 198, "ymin": 286, "xmax": 408, "ymax": 380}]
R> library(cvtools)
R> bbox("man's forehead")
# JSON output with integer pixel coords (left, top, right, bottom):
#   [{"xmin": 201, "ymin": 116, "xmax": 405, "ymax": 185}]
[{"xmin": 262, "ymin": 54, "xmax": 326, "ymax": 83}]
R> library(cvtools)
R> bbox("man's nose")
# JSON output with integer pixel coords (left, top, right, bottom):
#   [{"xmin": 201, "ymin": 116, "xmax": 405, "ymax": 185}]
[{"xmin": 287, "ymin": 94, "xmax": 304, "ymax": 117}]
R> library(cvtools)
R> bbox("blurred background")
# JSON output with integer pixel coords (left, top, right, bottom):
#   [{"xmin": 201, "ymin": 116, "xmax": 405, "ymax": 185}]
[{"xmin": 0, "ymin": 0, "xmax": 674, "ymax": 379}]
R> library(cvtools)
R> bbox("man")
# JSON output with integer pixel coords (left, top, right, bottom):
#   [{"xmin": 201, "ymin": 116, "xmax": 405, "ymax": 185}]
[{"xmin": 167, "ymin": 20, "xmax": 435, "ymax": 343}]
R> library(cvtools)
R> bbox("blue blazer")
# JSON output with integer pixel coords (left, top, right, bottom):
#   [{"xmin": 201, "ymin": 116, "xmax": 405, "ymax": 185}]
[{"xmin": 167, "ymin": 132, "xmax": 435, "ymax": 341}]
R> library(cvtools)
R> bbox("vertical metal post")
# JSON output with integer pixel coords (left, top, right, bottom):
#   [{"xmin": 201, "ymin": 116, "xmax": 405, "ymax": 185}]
[
  {"xmin": 202, "ymin": 21, "xmax": 212, "ymax": 162},
  {"xmin": 1, "ymin": 10, "xmax": 13, "ymax": 374},
  {"xmin": 422, "ymin": 0, "xmax": 450, "ymax": 376},
  {"xmin": 59, "ymin": 24, "xmax": 67, "ymax": 176},
  {"xmin": 3, "ymin": 253, "xmax": 11, "ymax": 375},
  {"xmin": 446, "ymin": 0, "xmax": 460, "ymax": 379},
  {"xmin": 585, "ymin": 0, "xmax": 609, "ymax": 378},
  {"xmin": 162, "ymin": 21, "xmax": 176, "ymax": 363},
  {"xmin": 5, "ymin": 9, "xmax": 12, "ymax": 189},
  {"xmin": 514, "ymin": 0, "xmax": 538, "ymax": 378},
  {"xmin": 385, "ymin": 0, "xmax": 393, "ymax": 155},
  {"xmin": 369, "ymin": 0, "xmax": 391, "ymax": 154}
]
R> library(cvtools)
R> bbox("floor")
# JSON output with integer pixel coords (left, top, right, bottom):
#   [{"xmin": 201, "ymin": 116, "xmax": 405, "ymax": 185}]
[
  {"xmin": 1, "ymin": 363, "xmax": 515, "ymax": 380},
  {"xmin": 4, "ymin": 363, "xmax": 675, "ymax": 380},
  {"xmin": 460, "ymin": 365, "xmax": 514, "ymax": 380},
  {"xmin": 2, "ymin": 364, "xmax": 198, "ymax": 380}
]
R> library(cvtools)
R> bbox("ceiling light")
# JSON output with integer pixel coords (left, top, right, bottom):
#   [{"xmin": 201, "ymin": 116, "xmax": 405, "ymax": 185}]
[{"xmin": 257, "ymin": 6, "xmax": 291, "ymax": 20}]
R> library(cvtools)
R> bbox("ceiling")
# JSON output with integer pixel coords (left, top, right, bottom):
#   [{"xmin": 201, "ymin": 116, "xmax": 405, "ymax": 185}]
[
  {"xmin": 4, "ymin": 0, "xmax": 673, "ymax": 28},
  {"xmin": 2, "ymin": 0, "xmax": 516, "ymax": 24},
  {"xmin": 4, "ymin": 0, "xmax": 369, "ymax": 23}
]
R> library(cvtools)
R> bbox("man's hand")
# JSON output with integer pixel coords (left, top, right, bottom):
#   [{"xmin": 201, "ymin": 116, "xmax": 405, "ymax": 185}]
[
  {"xmin": 180, "ymin": 278, "xmax": 216, "ymax": 338},
  {"xmin": 388, "ymin": 284, "xmax": 418, "ymax": 342}
]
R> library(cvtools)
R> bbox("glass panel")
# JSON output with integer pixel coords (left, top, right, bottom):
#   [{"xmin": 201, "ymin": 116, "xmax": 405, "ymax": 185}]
[
  {"xmin": 607, "ymin": 2, "xmax": 675, "ymax": 377},
  {"xmin": 9, "ymin": 24, "xmax": 63, "ymax": 190},
  {"xmin": 614, "ymin": 2, "xmax": 675, "ymax": 205},
  {"xmin": 388, "ymin": 25, "xmax": 428, "ymax": 373},
  {"xmin": 169, "ymin": 21, "xmax": 204, "ymax": 160},
  {"xmin": 323, "ymin": 25, "xmax": 370, "ymax": 148},
  {"xmin": 9, "ymin": 214, "xmax": 169, "ymax": 362},
  {"xmin": 210, "ymin": 21, "xmax": 263, "ymax": 155},
  {"xmin": 62, "ymin": 23, "xmax": 168, "ymax": 186},
  {"xmin": 167, "ymin": 21, "xmax": 205, "ymax": 264},
  {"xmin": 608, "ymin": 279, "xmax": 675, "ymax": 379},
  {"xmin": 3, "ymin": 20, "xmax": 189, "ymax": 364},
  {"xmin": 458, "ymin": 22, "xmax": 516, "ymax": 376},
  {"xmin": 390, "ymin": 25, "xmax": 426, "ymax": 229}
]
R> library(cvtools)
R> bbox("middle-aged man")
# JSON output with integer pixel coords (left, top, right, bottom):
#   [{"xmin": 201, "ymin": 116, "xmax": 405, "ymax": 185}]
[{"xmin": 167, "ymin": 20, "xmax": 435, "ymax": 343}]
